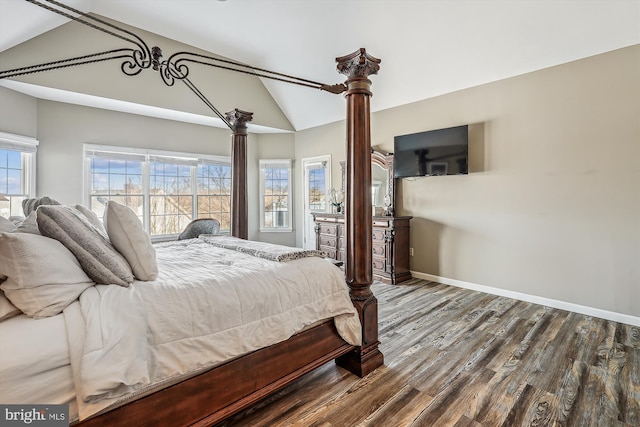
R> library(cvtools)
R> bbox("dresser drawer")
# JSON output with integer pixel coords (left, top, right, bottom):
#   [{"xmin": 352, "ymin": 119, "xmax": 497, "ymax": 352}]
[
  {"xmin": 372, "ymin": 257, "xmax": 386, "ymax": 272},
  {"xmin": 372, "ymin": 229, "xmax": 386, "ymax": 242},
  {"xmin": 372, "ymin": 243, "xmax": 386, "ymax": 257},
  {"xmin": 320, "ymin": 246, "xmax": 336, "ymax": 259},
  {"xmin": 319, "ymin": 235, "xmax": 337, "ymax": 247},
  {"xmin": 373, "ymin": 218, "xmax": 391, "ymax": 227},
  {"xmin": 319, "ymin": 223, "xmax": 338, "ymax": 236}
]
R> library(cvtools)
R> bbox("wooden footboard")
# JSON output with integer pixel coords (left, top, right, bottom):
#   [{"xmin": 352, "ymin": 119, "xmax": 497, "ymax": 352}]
[{"xmin": 75, "ymin": 321, "xmax": 353, "ymax": 427}]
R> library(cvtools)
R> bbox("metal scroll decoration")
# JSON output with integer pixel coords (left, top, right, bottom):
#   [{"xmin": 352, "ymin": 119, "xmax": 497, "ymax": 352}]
[
  {"xmin": 0, "ymin": 0, "xmax": 347, "ymax": 129},
  {"xmin": 4, "ymin": 0, "xmax": 153, "ymax": 78}
]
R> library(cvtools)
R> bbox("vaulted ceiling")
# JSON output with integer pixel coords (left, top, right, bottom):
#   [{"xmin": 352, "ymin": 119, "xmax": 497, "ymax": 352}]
[{"xmin": 1, "ymin": 0, "xmax": 638, "ymax": 132}]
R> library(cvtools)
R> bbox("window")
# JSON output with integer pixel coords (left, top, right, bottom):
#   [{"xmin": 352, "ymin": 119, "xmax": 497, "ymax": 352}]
[
  {"xmin": 197, "ymin": 160, "xmax": 232, "ymax": 232},
  {"xmin": 259, "ymin": 159, "xmax": 292, "ymax": 232},
  {"xmin": 85, "ymin": 145, "xmax": 231, "ymax": 238},
  {"xmin": 0, "ymin": 132, "xmax": 37, "ymax": 219}
]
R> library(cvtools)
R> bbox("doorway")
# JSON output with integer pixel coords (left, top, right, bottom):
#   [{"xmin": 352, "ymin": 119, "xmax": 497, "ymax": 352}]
[{"xmin": 301, "ymin": 155, "xmax": 331, "ymax": 250}]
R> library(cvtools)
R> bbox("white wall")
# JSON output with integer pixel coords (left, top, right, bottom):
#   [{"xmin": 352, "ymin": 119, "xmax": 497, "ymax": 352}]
[{"xmin": 252, "ymin": 132, "xmax": 296, "ymax": 246}]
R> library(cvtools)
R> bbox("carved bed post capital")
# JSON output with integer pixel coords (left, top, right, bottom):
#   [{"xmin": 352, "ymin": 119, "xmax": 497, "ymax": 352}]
[
  {"xmin": 335, "ymin": 48, "xmax": 384, "ymax": 377},
  {"xmin": 336, "ymin": 48, "xmax": 381, "ymax": 82},
  {"xmin": 226, "ymin": 108, "xmax": 253, "ymax": 240},
  {"xmin": 225, "ymin": 108, "xmax": 254, "ymax": 133}
]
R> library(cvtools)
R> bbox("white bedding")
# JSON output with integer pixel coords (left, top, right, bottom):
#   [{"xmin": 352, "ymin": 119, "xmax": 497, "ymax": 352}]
[
  {"xmin": 63, "ymin": 237, "xmax": 361, "ymax": 421},
  {"xmin": 0, "ymin": 313, "xmax": 77, "ymax": 419}
]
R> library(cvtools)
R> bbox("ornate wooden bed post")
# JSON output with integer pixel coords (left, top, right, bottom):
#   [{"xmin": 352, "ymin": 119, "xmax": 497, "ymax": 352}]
[
  {"xmin": 335, "ymin": 48, "xmax": 384, "ymax": 377},
  {"xmin": 226, "ymin": 108, "xmax": 253, "ymax": 240}
]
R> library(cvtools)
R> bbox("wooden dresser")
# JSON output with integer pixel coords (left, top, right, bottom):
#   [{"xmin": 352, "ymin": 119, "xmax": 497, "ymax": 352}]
[{"xmin": 312, "ymin": 213, "xmax": 412, "ymax": 285}]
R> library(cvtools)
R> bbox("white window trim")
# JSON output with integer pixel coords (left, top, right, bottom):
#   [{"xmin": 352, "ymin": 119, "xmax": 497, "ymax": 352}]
[
  {"xmin": 302, "ymin": 155, "xmax": 332, "ymax": 213},
  {"xmin": 83, "ymin": 143, "xmax": 231, "ymax": 239},
  {"xmin": 0, "ymin": 131, "xmax": 38, "ymax": 197},
  {"xmin": 259, "ymin": 158, "xmax": 293, "ymax": 232}
]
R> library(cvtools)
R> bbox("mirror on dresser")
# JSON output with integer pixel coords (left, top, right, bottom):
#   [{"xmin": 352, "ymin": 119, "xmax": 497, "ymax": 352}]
[
  {"xmin": 338, "ymin": 149, "xmax": 395, "ymax": 216},
  {"xmin": 314, "ymin": 150, "xmax": 412, "ymax": 285},
  {"xmin": 371, "ymin": 150, "xmax": 395, "ymax": 216}
]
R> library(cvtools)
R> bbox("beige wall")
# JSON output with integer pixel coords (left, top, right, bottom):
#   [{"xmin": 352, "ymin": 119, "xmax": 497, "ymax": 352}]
[
  {"xmin": 0, "ymin": 86, "xmax": 37, "ymax": 137},
  {"xmin": 295, "ymin": 45, "xmax": 640, "ymax": 317}
]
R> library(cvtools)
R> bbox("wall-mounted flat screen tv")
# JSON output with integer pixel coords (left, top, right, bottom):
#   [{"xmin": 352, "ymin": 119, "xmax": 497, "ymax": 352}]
[{"xmin": 393, "ymin": 125, "xmax": 468, "ymax": 178}]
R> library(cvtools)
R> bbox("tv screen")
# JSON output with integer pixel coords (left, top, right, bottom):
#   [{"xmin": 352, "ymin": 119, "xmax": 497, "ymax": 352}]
[{"xmin": 393, "ymin": 125, "xmax": 469, "ymax": 178}]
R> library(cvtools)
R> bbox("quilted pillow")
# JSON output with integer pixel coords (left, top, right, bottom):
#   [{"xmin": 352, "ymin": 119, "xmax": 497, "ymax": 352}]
[
  {"xmin": 103, "ymin": 201, "xmax": 158, "ymax": 281},
  {"xmin": 22, "ymin": 196, "xmax": 60, "ymax": 216},
  {"xmin": 75, "ymin": 204, "xmax": 106, "ymax": 234},
  {"xmin": 37, "ymin": 205, "xmax": 134, "ymax": 286},
  {"xmin": 0, "ymin": 233, "xmax": 94, "ymax": 318}
]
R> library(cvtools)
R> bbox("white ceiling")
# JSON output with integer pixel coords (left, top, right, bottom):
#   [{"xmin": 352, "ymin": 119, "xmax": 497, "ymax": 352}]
[{"xmin": 1, "ymin": 0, "xmax": 638, "ymax": 131}]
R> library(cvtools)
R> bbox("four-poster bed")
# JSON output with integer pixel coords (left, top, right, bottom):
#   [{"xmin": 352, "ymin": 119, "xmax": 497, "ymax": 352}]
[{"xmin": 0, "ymin": 1, "xmax": 383, "ymax": 425}]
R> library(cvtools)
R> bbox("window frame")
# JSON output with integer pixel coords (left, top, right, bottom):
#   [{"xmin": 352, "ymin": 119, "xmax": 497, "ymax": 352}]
[
  {"xmin": 0, "ymin": 132, "xmax": 38, "ymax": 218},
  {"xmin": 83, "ymin": 144, "xmax": 231, "ymax": 240},
  {"xmin": 259, "ymin": 158, "xmax": 293, "ymax": 232}
]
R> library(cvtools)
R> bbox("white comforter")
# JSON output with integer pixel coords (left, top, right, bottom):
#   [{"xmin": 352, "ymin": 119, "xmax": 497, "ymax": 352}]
[{"xmin": 63, "ymin": 238, "xmax": 361, "ymax": 420}]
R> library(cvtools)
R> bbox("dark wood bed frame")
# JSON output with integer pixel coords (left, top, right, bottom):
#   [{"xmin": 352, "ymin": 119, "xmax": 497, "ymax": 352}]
[{"xmin": 77, "ymin": 48, "xmax": 382, "ymax": 427}]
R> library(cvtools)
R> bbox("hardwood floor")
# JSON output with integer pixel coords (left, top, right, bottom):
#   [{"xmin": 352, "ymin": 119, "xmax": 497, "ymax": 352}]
[{"xmin": 217, "ymin": 279, "xmax": 640, "ymax": 427}]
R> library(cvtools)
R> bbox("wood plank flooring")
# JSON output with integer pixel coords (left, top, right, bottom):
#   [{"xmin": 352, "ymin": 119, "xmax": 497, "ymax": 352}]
[{"xmin": 216, "ymin": 279, "xmax": 640, "ymax": 427}]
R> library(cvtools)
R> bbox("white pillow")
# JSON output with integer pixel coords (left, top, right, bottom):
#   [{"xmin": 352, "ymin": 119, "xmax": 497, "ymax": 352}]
[
  {"xmin": 0, "ymin": 216, "xmax": 17, "ymax": 233},
  {"xmin": 0, "ymin": 233, "xmax": 94, "ymax": 318},
  {"xmin": 104, "ymin": 201, "xmax": 158, "ymax": 281},
  {"xmin": 0, "ymin": 290, "xmax": 21, "ymax": 321}
]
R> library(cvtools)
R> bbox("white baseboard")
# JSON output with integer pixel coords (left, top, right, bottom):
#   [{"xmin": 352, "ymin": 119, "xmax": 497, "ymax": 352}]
[{"xmin": 411, "ymin": 271, "xmax": 640, "ymax": 327}]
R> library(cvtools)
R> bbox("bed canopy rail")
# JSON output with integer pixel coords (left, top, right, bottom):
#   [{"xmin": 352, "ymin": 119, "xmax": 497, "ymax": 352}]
[
  {"xmin": 0, "ymin": 0, "xmax": 353, "ymax": 240},
  {"xmin": 0, "ymin": 0, "xmax": 383, "ymax": 397},
  {"xmin": 1, "ymin": 0, "xmax": 348, "ymax": 124}
]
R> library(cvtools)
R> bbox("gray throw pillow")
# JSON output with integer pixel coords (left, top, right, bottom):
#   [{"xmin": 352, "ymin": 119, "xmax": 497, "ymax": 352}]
[
  {"xmin": 37, "ymin": 205, "xmax": 134, "ymax": 286},
  {"xmin": 75, "ymin": 204, "xmax": 106, "ymax": 234},
  {"xmin": 22, "ymin": 196, "xmax": 60, "ymax": 216}
]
